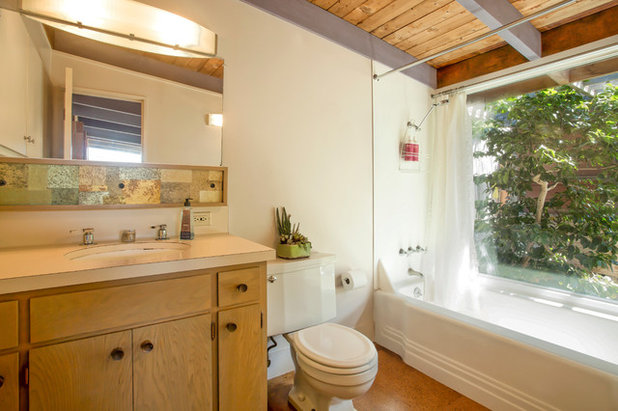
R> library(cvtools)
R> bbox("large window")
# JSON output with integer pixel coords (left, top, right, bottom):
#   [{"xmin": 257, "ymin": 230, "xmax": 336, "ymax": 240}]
[
  {"xmin": 472, "ymin": 74, "xmax": 618, "ymax": 302},
  {"xmin": 72, "ymin": 94, "xmax": 143, "ymax": 163}
]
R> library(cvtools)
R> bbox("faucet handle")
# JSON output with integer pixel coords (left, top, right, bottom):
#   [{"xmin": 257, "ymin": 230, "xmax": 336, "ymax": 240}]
[
  {"xmin": 150, "ymin": 224, "xmax": 168, "ymax": 240},
  {"xmin": 121, "ymin": 229, "xmax": 136, "ymax": 243},
  {"xmin": 70, "ymin": 227, "xmax": 95, "ymax": 245}
]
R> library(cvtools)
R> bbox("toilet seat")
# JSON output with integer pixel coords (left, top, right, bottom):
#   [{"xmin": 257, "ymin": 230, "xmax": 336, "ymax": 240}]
[
  {"xmin": 295, "ymin": 349, "xmax": 377, "ymax": 375},
  {"xmin": 296, "ymin": 352, "xmax": 378, "ymax": 387},
  {"xmin": 288, "ymin": 322, "xmax": 378, "ymax": 388},
  {"xmin": 291, "ymin": 323, "xmax": 377, "ymax": 369}
]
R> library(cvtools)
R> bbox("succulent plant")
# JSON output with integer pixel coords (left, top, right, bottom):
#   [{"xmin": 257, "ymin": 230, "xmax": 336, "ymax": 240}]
[{"xmin": 275, "ymin": 207, "xmax": 310, "ymax": 246}]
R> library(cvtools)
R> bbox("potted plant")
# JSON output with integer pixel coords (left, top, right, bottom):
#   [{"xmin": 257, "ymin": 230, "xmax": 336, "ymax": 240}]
[{"xmin": 275, "ymin": 207, "xmax": 311, "ymax": 259}]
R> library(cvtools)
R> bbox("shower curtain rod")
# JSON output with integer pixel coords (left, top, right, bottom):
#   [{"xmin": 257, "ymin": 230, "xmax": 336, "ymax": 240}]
[{"xmin": 373, "ymin": 0, "xmax": 577, "ymax": 81}]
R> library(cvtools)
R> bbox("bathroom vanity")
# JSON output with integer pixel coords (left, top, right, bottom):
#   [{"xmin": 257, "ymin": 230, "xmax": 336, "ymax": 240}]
[{"xmin": 0, "ymin": 234, "xmax": 274, "ymax": 411}]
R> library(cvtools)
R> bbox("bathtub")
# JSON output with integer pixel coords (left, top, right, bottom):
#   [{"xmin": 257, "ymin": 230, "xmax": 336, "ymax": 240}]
[{"xmin": 374, "ymin": 271, "xmax": 618, "ymax": 410}]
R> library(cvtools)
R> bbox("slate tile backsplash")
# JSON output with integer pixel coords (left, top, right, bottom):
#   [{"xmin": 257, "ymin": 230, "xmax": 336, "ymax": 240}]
[{"xmin": 0, "ymin": 161, "xmax": 225, "ymax": 207}]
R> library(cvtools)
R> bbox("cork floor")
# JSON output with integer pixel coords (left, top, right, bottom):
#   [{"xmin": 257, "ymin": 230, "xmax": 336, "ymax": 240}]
[{"xmin": 267, "ymin": 345, "xmax": 488, "ymax": 411}]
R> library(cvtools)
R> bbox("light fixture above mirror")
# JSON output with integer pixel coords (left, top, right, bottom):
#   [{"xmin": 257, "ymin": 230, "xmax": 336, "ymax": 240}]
[{"xmin": 20, "ymin": 0, "xmax": 217, "ymax": 58}]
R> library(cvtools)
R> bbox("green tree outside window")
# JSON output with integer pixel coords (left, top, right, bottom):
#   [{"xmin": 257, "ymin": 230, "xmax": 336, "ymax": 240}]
[{"xmin": 474, "ymin": 82, "xmax": 618, "ymax": 300}]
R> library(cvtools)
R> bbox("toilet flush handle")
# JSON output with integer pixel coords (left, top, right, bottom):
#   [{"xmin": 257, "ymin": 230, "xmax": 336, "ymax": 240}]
[{"xmin": 267, "ymin": 275, "xmax": 277, "ymax": 283}]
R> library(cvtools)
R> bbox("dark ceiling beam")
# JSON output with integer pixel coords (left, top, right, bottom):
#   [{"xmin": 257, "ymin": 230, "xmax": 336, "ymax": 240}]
[
  {"xmin": 437, "ymin": 6, "xmax": 618, "ymax": 88},
  {"xmin": 53, "ymin": 30, "xmax": 223, "ymax": 93},
  {"xmin": 239, "ymin": 0, "xmax": 436, "ymax": 88},
  {"xmin": 456, "ymin": 0, "xmax": 541, "ymax": 60}
]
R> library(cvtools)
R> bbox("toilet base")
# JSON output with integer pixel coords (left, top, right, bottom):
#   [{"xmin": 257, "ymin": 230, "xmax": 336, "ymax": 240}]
[
  {"xmin": 288, "ymin": 379, "xmax": 356, "ymax": 411},
  {"xmin": 284, "ymin": 330, "xmax": 376, "ymax": 411}
]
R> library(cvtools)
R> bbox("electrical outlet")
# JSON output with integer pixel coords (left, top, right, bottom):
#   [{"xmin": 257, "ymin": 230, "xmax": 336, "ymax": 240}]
[{"xmin": 193, "ymin": 211, "xmax": 212, "ymax": 226}]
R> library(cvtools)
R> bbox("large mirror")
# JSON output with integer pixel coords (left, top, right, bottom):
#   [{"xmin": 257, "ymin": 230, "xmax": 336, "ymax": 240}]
[{"xmin": 0, "ymin": 6, "xmax": 223, "ymax": 167}]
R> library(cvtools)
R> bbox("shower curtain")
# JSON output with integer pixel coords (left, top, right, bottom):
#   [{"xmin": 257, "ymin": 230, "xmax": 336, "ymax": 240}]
[{"xmin": 421, "ymin": 92, "xmax": 477, "ymax": 309}]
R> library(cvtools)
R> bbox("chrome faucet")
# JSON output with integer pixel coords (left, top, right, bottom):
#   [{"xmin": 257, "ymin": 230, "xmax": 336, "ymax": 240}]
[
  {"xmin": 151, "ymin": 224, "xmax": 168, "ymax": 240},
  {"xmin": 121, "ymin": 229, "xmax": 136, "ymax": 243},
  {"xmin": 71, "ymin": 228, "xmax": 95, "ymax": 245}
]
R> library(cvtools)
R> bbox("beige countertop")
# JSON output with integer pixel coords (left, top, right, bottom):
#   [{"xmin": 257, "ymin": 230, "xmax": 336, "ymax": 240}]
[{"xmin": 0, "ymin": 234, "xmax": 275, "ymax": 294}]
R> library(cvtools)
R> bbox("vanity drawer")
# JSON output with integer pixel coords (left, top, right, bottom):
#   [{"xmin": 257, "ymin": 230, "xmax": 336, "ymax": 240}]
[
  {"xmin": 0, "ymin": 301, "xmax": 18, "ymax": 351},
  {"xmin": 30, "ymin": 274, "xmax": 211, "ymax": 343},
  {"xmin": 218, "ymin": 267, "xmax": 260, "ymax": 307}
]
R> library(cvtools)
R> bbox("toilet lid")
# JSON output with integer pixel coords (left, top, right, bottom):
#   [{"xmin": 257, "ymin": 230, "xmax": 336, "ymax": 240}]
[{"xmin": 293, "ymin": 323, "xmax": 377, "ymax": 368}]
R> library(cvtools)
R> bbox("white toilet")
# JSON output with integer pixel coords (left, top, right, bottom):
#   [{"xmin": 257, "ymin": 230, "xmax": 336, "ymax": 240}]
[{"xmin": 267, "ymin": 253, "xmax": 378, "ymax": 411}]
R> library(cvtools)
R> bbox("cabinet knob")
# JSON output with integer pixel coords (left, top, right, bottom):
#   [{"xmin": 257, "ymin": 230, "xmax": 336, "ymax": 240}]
[
  {"xmin": 236, "ymin": 283, "xmax": 248, "ymax": 293},
  {"xmin": 140, "ymin": 340, "xmax": 154, "ymax": 352},
  {"xmin": 226, "ymin": 323, "xmax": 237, "ymax": 332},
  {"xmin": 0, "ymin": 375, "xmax": 4, "ymax": 388},
  {"xmin": 267, "ymin": 275, "xmax": 277, "ymax": 283},
  {"xmin": 110, "ymin": 348, "xmax": 125, "ymax": 361}
]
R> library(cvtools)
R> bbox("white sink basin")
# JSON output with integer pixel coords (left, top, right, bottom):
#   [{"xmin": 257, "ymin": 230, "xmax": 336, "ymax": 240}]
[{"xmin": 65, "ymin": 242, "xmax": 189, "ymax": 261}]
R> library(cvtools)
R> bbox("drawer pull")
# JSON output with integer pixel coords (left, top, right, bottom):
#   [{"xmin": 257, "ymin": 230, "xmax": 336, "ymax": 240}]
[
  {"xmin": 140, "ymin": 340, "xmax": 154, "ymax": 352},
  {"xmin": 0, "ymin": 375, "xmax": 4, "ymax": 388},
  {"xmin": 110, "ymin": 348, "xmax": 125, "ymax": 361},
  {"xmin": 236, "ymin": 283, "xmax": 248, "ymax": 293},
  {"xmin": 267, "ymin": 275, "xmax": 277, "ymax": 283},
  {"xmin": 226, "ymin": 323, "xmax": 238, "ymax": 332}
]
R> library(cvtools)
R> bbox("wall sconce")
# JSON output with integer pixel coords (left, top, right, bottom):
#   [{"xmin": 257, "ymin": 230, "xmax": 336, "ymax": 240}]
[
  {"xmin": 20, "ymin": 0, "xmax": 217, "ymax": 58},
  {"xmin": 205, "ymin": 113, "xmax": 223, "ymax": 127}
]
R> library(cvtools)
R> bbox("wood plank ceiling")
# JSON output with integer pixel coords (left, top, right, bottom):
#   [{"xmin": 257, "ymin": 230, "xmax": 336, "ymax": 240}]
[
  {"xmin": 134, "ymin": 52, "xmax": 224, "ymax": 79},
  {"xmin": 307, "ymin": 0, "xmax": 617, "ymax": 86}
]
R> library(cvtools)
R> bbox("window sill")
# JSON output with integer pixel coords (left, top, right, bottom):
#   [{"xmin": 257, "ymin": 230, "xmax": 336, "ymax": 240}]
[{"xmin": 478, "ymin": 271, "xmax": 618, "ymax": 322}]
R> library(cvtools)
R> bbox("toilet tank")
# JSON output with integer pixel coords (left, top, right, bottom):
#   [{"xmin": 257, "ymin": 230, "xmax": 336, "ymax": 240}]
[{"xmin": 267, "ymin": 253, "xmax": 336, "ymax": 336}]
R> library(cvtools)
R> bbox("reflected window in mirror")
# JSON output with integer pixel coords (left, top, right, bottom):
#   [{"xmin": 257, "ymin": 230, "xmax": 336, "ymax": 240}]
[{"xmin": 72, "ymin": 93, "xmax": 143, "ymax": 163}]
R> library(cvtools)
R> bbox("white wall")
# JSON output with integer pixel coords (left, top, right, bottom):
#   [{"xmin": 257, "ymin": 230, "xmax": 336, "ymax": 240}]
[
  {"xmin": 0, "ymin": 206, "xmax": 228, "ymax": 249},
  {"xmin": 222, "ymin": 3, "xmax": 375, "ymax": 336},
  {"xmin": 373, "ymin": 61, "xmax": 432, "ymax": 289},
  {"xmin": 0, "ymin": 10, "xmax": 47, "ymax": 158},
  {"xmin": 49, "ymin": 52, "xmax": 222, "ymax": 166}
]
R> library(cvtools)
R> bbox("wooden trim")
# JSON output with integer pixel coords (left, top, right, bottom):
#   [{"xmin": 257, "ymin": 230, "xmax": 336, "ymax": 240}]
[
  {"xmin": 239, "ymin": 0, "xmax": 436, "ymax": 88},
  {"xmin": 222, "ymin": 164, "xmax": 228, "ymax": 205},
  {"xmin": 437, "ymin": 6, "xmax": 618, "ymax": 88},
  {"xmin": 0, "ymin": 203, "xmax": 225, "ymax": 211},
  {"xmin": 0, "ymin": 156, "xmax": 226, "ymax": 170}
]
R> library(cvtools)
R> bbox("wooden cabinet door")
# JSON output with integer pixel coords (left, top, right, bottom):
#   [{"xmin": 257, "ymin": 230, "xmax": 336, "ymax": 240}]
[
  {"xmin": 133, "ymin": 314, "xmax": 212, "ymax": 411},
  {"xmin": 0, "ymin": 353, "xmax": 19, "ymax": 411},
  {"xmin": 219, "ymin": 304, "xmax": 266, "ymax": 411},
  {"xmin": 29, "ymin": 331, "xmax": 132, "ymax": 411}
]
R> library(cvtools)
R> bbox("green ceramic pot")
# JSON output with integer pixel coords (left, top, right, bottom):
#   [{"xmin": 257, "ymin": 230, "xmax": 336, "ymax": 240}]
[{"xmin": 276, "ymin": 243, "xmax": 311, "ymax": 259}]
